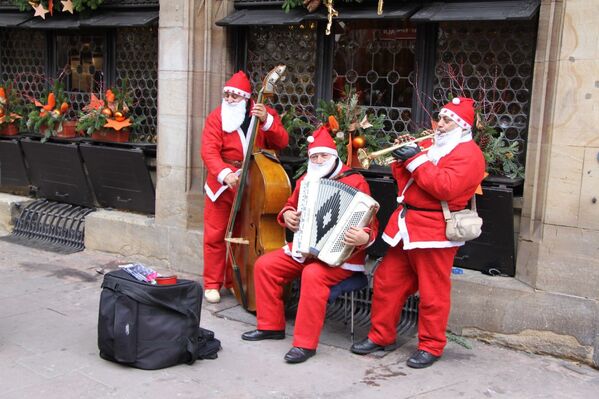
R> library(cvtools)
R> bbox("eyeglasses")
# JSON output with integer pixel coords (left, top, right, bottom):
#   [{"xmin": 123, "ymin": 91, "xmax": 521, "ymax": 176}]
[
  {"xmin": 223, "ymin": 92, "xmax": 243, "ymax": 101},
  {"xmin": 309, "ymin": 153, "xmax": 333, "ymax": 162}
]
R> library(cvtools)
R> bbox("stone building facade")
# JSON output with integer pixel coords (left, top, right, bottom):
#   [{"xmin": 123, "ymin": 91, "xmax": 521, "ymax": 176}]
[{"xmin": 0, "ymin": 0, "xmax": 597, "ymax": 367}]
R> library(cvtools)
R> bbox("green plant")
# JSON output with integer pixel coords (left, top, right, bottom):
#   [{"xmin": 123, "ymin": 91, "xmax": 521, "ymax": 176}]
[
  {"xmin": 0, "ymin": 82, "xmax": 24, "ymax": 128},
  {"xmin": 11, "ymin": 0, "xmax": 104, "ymax": 13},
  {"xmin": 25, "ymin": 81, "xmax": 70, "ymax": 142},
  {"xmin": 473, "ymin": 112, "xmax": 524, "ymax": 179},
  {"xmin": 77, "ymin": 81, "xmax": 145, "ymax": 136},
  {"xmin": 285, "ymin": 85, "xmax": 390, "ymax": 177}
]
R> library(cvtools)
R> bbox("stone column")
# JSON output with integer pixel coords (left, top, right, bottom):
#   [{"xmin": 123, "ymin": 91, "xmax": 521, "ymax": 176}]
[{"xmin": 518, "ymin": 0, "xmax": 599, "ymax": 300}]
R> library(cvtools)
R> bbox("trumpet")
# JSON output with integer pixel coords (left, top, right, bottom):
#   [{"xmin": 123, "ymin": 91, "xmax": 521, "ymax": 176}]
[{"xmin": 357, "ymin": 132, "xmax": 435, "ymax": 169}]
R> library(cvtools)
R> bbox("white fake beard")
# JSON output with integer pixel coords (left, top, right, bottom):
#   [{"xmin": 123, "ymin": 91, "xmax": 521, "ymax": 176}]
[
  {"xmin": 427, "ymin": 126, "xmax": 467, "ymax": 165},
  {"xmin": 306, "ymin": 156, "xmax": 338, "ymax": 180},
  {"xmin": 221, "ymin": 99, "xmax": 247, "ymax": 133}
]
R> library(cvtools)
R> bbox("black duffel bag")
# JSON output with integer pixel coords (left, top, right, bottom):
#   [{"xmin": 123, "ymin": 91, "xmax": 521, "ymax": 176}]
[{"xmin": 98, "ymin": 269, "xmax": 203, "ymax": 370}]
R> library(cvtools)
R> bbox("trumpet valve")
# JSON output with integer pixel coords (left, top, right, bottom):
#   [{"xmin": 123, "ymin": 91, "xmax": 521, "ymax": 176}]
[{"xmin": 356, "ymin": 148, "xmax": 371, "ymax": 169}]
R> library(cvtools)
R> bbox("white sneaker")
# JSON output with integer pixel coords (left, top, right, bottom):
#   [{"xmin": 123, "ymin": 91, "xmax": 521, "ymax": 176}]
[{"xmin": 204, "ymin": 289, "xmax": 220, "ymax": 303}]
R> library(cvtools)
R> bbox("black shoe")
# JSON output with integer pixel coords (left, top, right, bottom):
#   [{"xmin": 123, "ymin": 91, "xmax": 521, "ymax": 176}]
[
  {"xmin": 406, "ymin": 349, "xmax": 440, "ymax": 369},
  {"xmin": 350, "ymin": 338, "xmax": 386, "ymax": 355},
  {"xmin": 241, "ymin": 329, "xmax": 285, "ymax": 341},
  {"xmin": 284, "ymin": 347, "xmax": 316, "ymax": 364}
]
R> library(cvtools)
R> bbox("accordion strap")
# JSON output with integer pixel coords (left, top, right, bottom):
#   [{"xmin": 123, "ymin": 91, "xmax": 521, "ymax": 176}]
[{"xmin": 331, "ymin": 169, "xmax": 362, "ymax": 181}]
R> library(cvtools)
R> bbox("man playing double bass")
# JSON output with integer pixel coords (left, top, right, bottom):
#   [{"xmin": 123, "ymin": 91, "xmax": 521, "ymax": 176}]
[
  {"xmin": 201, "ymin": 71, "xmax": 289, "ymax": 304},
  {"xmin": 241, "ymin": 126, "xmax": 378, "ymax": 364}
]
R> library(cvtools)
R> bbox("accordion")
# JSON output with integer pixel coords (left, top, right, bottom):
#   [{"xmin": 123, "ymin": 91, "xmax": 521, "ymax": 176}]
[{"xmin": 291, "ymin": 178, "xmax": 379, "ymax": 266}]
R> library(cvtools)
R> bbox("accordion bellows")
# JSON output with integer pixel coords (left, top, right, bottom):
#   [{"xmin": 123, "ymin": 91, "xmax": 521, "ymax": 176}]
[{"xmin": 291, "ymin": 178, "xmax": 379, "ymax": 266}]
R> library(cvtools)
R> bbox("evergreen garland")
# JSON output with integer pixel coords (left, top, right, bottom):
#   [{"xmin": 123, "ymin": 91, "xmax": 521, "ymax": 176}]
[{"xmin": 11, "ymin": 0, "xmax": 104, "ymax": 13}]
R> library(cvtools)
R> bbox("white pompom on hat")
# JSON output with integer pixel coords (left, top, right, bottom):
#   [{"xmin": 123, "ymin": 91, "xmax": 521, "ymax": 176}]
[
  {"xmin": 307, "ymin": 126, "xmax": 338, "ymax": 156},
  {"xmin": 223, "ymin": 71, "xmax": 251, "ymax": 99}
]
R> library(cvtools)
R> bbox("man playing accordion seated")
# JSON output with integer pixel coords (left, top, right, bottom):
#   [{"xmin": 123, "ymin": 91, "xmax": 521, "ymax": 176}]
[{"xmin": 241, "ymin": 126, "xmax": 379, "ymax": 364}]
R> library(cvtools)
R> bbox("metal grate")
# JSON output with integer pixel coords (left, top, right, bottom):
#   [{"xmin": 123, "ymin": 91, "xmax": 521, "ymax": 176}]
[
  {"xmin": 246, "ymin": 24, "xmax": 317, "ymax": 156},
  {"xmin": 0, "ymin": 29, "xmax": 47, "ymax": 104},
  {"xmin": 333, "ymin": 21, "xmax": 417, "ymax": 138},
  {"xmin": 433, "ymin": 21, "xmax": 537, "ymax": 167},
  {"xmin": 6, "ymin": 199, "xmax": 94, "ymax": 253},
  {"xmin": 116, "ymin": 26, "xmax": 158, "ymax": 143}
]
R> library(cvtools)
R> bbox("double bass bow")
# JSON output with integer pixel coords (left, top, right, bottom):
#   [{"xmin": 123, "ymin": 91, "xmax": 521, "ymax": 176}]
[{"xmin": 225, "ymin": 65, "xmax": 291, "ymax": 311}]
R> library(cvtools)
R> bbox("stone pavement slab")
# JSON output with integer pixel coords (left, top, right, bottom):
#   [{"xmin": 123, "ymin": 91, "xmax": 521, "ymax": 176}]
[{"xmin": 0, "ymin": 240, "xmax": 598, "ymax": 399}]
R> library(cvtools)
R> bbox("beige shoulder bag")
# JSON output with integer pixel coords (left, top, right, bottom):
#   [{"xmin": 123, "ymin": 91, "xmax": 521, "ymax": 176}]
[{"xmin": 441, "ymin": 197, "xmax": 483, "ymax": 241}]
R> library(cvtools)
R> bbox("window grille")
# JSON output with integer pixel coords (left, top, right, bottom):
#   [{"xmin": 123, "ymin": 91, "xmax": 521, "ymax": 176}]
[
  {"xmin": 0, "ymin": 29, "xmax": 46, "ymax": 104},
  {"xmin": 115, "ymin": 26, "xmax": 158, "ymax": 143},
  {"xmin": 433, "ymin": 21, "xmax": 537, "ymax": 167},
  {"xmin": 246, "ymin": 24, "xmax": 317, "ymax": 156},
  {"xmin": 333, "ymin": 21, "xmax": 416, "ymax": 138}
]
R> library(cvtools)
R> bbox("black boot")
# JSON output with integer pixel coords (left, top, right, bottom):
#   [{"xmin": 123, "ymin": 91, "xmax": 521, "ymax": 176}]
[
  {"xmin": 284, "ymin": 347, "xmax": 316, "ymax": 364},
  {"xmin": 406, "ymin": 350, "xmax": 440, "ymax": 369},
  {"xmin": 350, "ymin": 338, "xmax": 386, "ymax": 355},
  {"xmin": 241, "ymin": 329, "xmax": 285, "ymax": 341}
]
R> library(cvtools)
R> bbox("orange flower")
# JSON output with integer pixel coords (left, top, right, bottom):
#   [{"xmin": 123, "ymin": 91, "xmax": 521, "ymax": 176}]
[
  {"xmin": 328, "ymin": 115, "xmax": 339, "ymax": 132},
  {"xmin": 106, "ymin": 89, "xmax": 115, "ymax": 103},
  {"xmin": 43, "ymin": 92, "xmax": 56, "ymax": 111},
  {"xmin": 60, "ymin": 102, "xmax": 69, "ymax": 114},
  {"xmin": 0, "ymin": 87, "xmax": 6, "ymax": 99}
]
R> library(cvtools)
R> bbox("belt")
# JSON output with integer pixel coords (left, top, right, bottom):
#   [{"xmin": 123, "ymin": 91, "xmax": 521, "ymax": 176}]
[
  {"xmin": 403, "ymin": 203, "xmax": 442, "ymax": 212},
  {"xmin": 222, "ymin": 158, "xmax": 242, "ymax": 168}
]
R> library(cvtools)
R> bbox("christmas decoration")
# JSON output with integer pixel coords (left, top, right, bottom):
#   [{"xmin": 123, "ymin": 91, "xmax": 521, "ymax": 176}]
[
  {"xmin": 283, "ymin": 0, "xmax": 385, "ymax": 34},
  {"xmin": 13, "ymin": 0, "xmax": 104, "ymax": 18},
  {"xmin": 77, "ymin": 81, "xmax": 145, "ymax": 139},
  {"xmin": 26, "ymin": 81, "xmax": 70, "ymax": 142},
  {"xmin": 61, "ymin": 0, "xmax": 74, "ymax": 14},
  {"xmin": 0, "ymin": 83, "xmax": 24, "ymax": 135}
]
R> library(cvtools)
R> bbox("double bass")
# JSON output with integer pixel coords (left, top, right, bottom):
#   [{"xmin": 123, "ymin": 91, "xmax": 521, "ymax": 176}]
[{"xmin": 225, "ymin": 65, "xmax": 291, "ymax": 311}]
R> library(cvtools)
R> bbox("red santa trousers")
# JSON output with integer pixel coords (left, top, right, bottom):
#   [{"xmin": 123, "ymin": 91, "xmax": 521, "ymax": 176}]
[
  {"xmin": 202, "ymin": 189, "xmax": 234, "ymax": 290},
  {"xmin": 254, "ymin": 249, "xmax": 353, "ymax": 350},
  {"xmin": 368, "ymin": 245, "xmax": 458, "ymax": 357}
]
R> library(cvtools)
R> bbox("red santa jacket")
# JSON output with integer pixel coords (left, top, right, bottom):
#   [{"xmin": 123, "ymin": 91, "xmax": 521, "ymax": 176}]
[
  {"xmin": 277, "ymin": 164, "xmax": 379, "ymax": 271},
  {"xmin": 201, "ymin": 103, "xmax": 289, "ymax": 201},
  {"xmin": 382, "ymin": 139, "xmax": 485, "ymax": 249}
]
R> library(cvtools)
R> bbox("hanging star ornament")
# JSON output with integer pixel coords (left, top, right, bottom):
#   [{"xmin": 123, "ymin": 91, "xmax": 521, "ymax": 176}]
[
  {"xmin": 61, "ymin": 0, "xmax": 74, "ymax": 14},
  {"xmin": 30, "ymin": 2, "xmax": 49, "ymax": 19}
]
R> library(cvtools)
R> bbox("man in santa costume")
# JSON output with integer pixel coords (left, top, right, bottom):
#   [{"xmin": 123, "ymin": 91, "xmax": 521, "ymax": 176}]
[
  {"xmin": 241, "ymin": 126, "xmax": 378, "ymax": 364},
  {"xmin": 201, "ymin": 71, "xmax": 289, "ymax": 304},
  {"xmin": 350, "ymin": 97, "xmax": 485, "ymax": 368}
]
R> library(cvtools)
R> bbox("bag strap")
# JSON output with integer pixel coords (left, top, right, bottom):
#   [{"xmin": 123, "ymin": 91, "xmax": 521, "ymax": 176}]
[
  {"xmin": 103, "ymin": 279, "xmax": 200, "ymax": 326},
  {"xmin": 440, "ymin": 201, "xmax": 452, "ymax": 221},
  {"xmin": 441, "ymin": 195, "xmax": 477, "ymax": 221}
]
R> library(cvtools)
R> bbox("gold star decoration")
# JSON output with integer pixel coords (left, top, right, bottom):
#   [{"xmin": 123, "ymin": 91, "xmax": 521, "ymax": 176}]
[
  {"xmin": 30, "ymin": 2, "xmax": 49, "ymax": 19},
  {"xmin": 61, "ymin": 0, "xmax": 74, "ymax": 14}
]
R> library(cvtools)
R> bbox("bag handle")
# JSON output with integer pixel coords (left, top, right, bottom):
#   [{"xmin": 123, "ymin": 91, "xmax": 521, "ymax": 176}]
[
  {"xmin": 103, "ymin": 279, "xmax": 200, "ymax": 326},
  {"xmin": 441, "ymin": 196, "xmax": 477, "ymax": 221}
]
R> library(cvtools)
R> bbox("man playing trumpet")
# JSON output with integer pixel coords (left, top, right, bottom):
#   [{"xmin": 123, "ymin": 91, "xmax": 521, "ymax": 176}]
[{"xmin": 350, "ymin": 97, "xmax": 486, "ymax": 368}]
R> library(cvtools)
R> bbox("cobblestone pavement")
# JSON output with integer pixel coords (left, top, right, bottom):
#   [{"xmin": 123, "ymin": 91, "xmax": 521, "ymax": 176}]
[{"xmin": 0, "ymin": 240, "xmax": 597, "ymax": 399}]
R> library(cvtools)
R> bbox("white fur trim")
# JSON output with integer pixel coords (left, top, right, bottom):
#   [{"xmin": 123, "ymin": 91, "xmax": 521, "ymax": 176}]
[
  {"xmin": 406, "ymin": 153, "xmax": 429, "ymax": 172},
  {"xmin": 308, "ymin": 146, "xmax": 338, "ymax": 156},
  {"xmin": 217, "ymin": 168, "xmax": 233, "ymax": 184},
  {"xmin": 261, "ymin": 113, "xmax": 274, "ymax": 131},
  {"xmin": 439, "ymin": 108, "xmax": 471, "ymax": 130},
  {"xmin": 223, "ymin": 86, "xmax": 251, "ymax": 99},
  {"xmin": 403, "ymin": 240, "xmax": 464, "ymax": 249},
  {"xmin": 204, "ymin": 182, "xmax": 228, "ymax": 202},
  {"xmin": 340, "ymin": 263, "xmax": 365, "ymax": 272}
]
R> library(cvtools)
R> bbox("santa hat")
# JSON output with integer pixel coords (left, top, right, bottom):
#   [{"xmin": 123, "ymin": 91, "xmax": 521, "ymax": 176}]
[
  {"xmin": 306, "ymin": 126, "xmax": 338, "ymax": 156},
  {"xmin": 223, "ymin": 71, "xmax": 251, "ymax": 99},
  {"xmin": 438, "ymin": 97, "xmax": 475, "ymax": 130}
]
